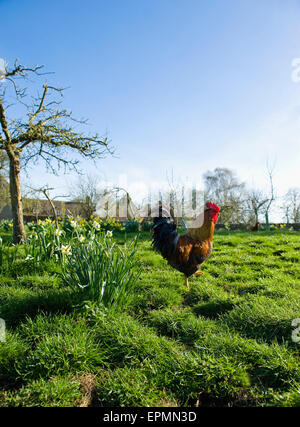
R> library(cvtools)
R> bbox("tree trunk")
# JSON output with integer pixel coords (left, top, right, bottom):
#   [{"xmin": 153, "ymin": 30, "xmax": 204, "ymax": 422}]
[
  {"xmin": 265, "ymin": 211, "xmax": 270, "ymax": 230},
  {"xmin": 8, "ymin": 152, "xmax": 26, "ymax": 243}
]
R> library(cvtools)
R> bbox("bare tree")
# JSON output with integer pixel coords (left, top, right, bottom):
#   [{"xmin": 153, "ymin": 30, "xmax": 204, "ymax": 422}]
[
  {"xmin": 69, "ymin": 174, "xmax": 101, "ymax": 219},
  {"xmin": 165, "ymin": 170, "xmax": 186, "ymax": 224},
  {"xmin": 106, "ymin": 187, "xmax": 137, "ymax": 220},
  {"xmin": 282, "ymin": 188, "xmax": 300, "ymax": 223},
  {"xmin": 203, "ymin": 167, "xmax": 246, "ymax": 223},
  {"xmin": 263, "ymin": 162, "xmax": 276, "ymax": 228},
  {"xmin": 0, "ymin": 59, "xmax": 112, "ymax": 243},
  {"xmin": 245, "ymin": 188, "xmax": 269, "ymax": 224},
  {"xmin": 281, "ymin": 203, "xmax": 291, "ymax": 224}
]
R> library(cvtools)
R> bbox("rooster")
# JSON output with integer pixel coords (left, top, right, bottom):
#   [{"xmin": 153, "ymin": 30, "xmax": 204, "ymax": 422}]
[{"xmin": 152, "ymin": 201, "xmax": 220, "ymax": 288}]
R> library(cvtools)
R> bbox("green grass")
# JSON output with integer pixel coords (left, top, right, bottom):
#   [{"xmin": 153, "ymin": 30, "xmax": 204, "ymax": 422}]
[{"xmin": 0, "ymin": 228, "xmax": 299, "ymax": 406}]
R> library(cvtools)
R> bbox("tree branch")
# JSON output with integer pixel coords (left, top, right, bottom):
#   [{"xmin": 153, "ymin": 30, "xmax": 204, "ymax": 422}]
[
  {"xmin": 29, "ymin": 84, "xmax": 48, "ymax": 126},
  {"xmin": 0, "ymin": 97, "xmax": 12, "ymax": 143}
]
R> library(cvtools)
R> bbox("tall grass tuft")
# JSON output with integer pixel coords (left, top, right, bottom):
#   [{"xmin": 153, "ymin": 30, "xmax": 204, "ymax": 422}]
[{"xmin": 61, "ymin": 233, "xmax": 139, "ymax": 310}]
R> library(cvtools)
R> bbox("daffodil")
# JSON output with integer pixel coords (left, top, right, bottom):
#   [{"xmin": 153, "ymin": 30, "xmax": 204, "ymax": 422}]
[
  {"xmin": 61, "ymin": 244, "xmax": 72, "ymax": 256},
  {"xmin": 93, "ymin": 221, "xmax": 101, "ymax": 231},
  {"xmin": 106, "ymin": 230, "xmax": 113, "ymax": 238},
  {"xmin": 79, "ymin": 235, "xmax": 85, "ymax": 243}
]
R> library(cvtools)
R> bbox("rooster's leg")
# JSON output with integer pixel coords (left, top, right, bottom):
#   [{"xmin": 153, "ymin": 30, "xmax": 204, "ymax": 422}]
[
  {"xmin": 195, "ymin": 270, "xmax": 203, "ymax": 276},
  {"xmin": 185, "ymin": 276, "xmax": 189, "ymax": 289}
]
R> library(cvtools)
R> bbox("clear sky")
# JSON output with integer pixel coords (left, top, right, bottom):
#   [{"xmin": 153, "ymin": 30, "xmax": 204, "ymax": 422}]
[{"xmin": 1, "ymin": 0, "xmax": 300, "ymax": 218}]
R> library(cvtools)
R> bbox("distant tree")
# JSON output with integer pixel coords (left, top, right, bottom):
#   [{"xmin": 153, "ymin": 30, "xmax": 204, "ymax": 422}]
[
  {"xmin": 203, "ymin": 167, "xmax": 246, "ymax": 223},
  {"xmin": 165, "ymin": 170, "xmax": 185, "ymax": 223},
  {"xmin": 263, "ymin": 162, "xmax": 276, "ymax": 228},
  {"xmin": 281, "ymin": 203, "xmax": 291, "ymax": 224},
  {"xmin": 0, "ymin": 59, "xmax": 112, "ymax": 243},
  {"xmin": 97, "ymin": 186, "xmax": 138, "ymax": 220},
  {"xmin": 282, "ymin": 188, "xmax": 300, "ymax": 223},
  {"xmin": 69, "ymin": 174, "xmax": 101, "ymax": 219},
  {"xmin": 244, "ymin": 188, "xmax": 269, "ymax": 224}
]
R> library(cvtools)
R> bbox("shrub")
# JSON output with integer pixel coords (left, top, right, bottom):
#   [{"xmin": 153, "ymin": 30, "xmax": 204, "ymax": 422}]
[
  {"xmin": 124, "ymin": 220, "xmax": 140, "ymax": 233},
  {"xmin": 61, "ymin": 233, "xmax": 139, "ymax": 310},
  {"xmin": 141, "ymin": 221, "xmax": 153, "ymax": 232}
]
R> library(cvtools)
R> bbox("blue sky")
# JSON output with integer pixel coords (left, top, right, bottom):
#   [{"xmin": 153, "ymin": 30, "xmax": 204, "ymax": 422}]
[{"xmin": 1, "ymin": 0, "xmax": 300, "ymax": 216}]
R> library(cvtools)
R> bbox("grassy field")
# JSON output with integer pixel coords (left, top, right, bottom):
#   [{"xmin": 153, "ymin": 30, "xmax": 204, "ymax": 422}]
[{"xmin": 0, "ymin": 227, "xmax": 299, "ymax": 407}]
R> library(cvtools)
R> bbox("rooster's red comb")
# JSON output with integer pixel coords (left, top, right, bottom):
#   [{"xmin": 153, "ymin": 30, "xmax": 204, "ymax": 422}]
[{"xmin": 206, "ymin": 201, "xmax": 220, "ymax": 212}]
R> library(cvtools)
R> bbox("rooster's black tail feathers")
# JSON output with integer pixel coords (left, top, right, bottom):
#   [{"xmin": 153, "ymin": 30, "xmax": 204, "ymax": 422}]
[{"xmin": 152, "ymin": 217, "xmax": 180, "ymax": 259}]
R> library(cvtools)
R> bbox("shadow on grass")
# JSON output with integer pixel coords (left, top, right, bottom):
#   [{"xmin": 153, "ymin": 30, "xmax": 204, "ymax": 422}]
[
  {"xmin": 0, "ymin": 288, "xmax": 76, "ymax": 327},
  {"xmin": 193, "ymin": 300, "xmax": 237, "ymax": 319}
]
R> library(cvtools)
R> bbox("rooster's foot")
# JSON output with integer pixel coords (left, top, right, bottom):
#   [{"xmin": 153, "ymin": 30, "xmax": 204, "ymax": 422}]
[{"xmin": 195, "ymin": 270, "xmax": 203, "ymax": 276}]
